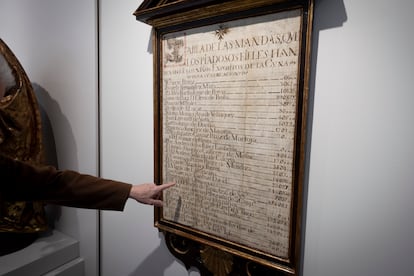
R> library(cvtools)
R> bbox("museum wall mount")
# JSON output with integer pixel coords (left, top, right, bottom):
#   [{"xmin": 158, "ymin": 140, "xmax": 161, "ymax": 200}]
[{"xmin": 135, "ymin": 1, "xmax": 314, "ymax": 275}]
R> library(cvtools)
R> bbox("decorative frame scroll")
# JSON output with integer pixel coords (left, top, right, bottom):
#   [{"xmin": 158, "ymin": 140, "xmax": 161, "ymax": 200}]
[{"xmin": 135, "ymin": 1, "xmax": 314, "ymax": 275}]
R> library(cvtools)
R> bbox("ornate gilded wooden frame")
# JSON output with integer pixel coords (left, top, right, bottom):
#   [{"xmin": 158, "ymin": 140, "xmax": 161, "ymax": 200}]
[{"xmin": 135, "ymin": 1, "xmax": 314, "ymax": 275}]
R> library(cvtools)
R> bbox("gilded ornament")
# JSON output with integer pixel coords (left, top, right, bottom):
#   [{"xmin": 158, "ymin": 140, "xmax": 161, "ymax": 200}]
[{"xmin": 200, "ymin": 246, "xmax": 233, "ymax": 276}]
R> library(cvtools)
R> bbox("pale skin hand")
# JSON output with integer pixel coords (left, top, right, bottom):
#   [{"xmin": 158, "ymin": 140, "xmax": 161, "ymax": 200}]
[{"xmin": 129, "ymin": 182, "xmax": 175, "ymax": 207}]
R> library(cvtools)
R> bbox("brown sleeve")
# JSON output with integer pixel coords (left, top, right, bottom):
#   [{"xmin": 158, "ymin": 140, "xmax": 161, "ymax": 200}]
[{"xmin": 0, "ymin": 154, "xmax": 132, "ymax": 211}]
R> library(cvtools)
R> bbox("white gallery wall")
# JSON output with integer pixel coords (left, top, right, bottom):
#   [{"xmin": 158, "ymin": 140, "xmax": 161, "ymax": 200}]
[
  {"xmin": 303, "ymin": 0, "xmax": 414, "ymax": 275},
  {"xmin": 98, "ymin": 1, "xmax": 189, "ymax": 275},
  {"xmin": 0, "ymin": 0, "xmax": 413, "ymax": 276}
]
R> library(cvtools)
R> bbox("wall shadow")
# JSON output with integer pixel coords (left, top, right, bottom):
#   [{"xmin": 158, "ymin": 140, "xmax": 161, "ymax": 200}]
[
  {"xmin": 32, "ymin": 83, "xmax": 79, "ymax": 234},
  {"xmin": 32, "ymin": 83, "xmax": 78, "ymax": 170},
  {"xmin": 33, "ymin": 83, "xmax": 61, "ymax": 229},
  {"xmin": 33, "ymin": 83, "xmax": 59, "ymax": 168},
  {"xmin": 299, "ymin": 0, "xmax": 347, "ymax": 275},
  {"xmin": 128, "ymin": 233, "xmax": 183, "ymax": 276}
]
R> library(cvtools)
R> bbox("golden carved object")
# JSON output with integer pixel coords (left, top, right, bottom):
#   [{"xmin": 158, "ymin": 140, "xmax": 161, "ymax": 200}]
[
  {"xmin": 200, "ymin": 246, "xmax": 233, "ymax": 276},
  {"xmin": 0, "ymin": 39, "xmax": 47, "ymax": 233}
]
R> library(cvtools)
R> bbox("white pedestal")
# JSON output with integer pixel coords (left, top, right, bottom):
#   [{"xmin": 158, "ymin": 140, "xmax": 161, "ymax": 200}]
[{"xmin": 0, "ymin": 230, "xmax": 84, "ymax": 276}]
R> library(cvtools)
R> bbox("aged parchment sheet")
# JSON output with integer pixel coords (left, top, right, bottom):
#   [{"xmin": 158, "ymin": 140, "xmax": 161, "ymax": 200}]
[{"xmin": 161, "ymin": 9, "xmax": 302, "ymax": 258}]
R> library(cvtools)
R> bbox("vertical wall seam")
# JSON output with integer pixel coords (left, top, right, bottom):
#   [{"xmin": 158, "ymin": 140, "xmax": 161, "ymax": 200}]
[{"xmin": 96, "ymin": 0, "xmax": 102, "ymax": 275}]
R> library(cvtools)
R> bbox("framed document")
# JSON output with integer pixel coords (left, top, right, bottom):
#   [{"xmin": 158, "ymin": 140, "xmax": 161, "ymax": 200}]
[{"xmin": 135, "ymin": 1, "xmax": 314, "ymax": 275}]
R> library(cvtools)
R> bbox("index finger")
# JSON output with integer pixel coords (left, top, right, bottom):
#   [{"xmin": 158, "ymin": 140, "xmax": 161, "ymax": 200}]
[{"xmin": 156, "ymin": 181, "xmax": 176, "ymax": 192}]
